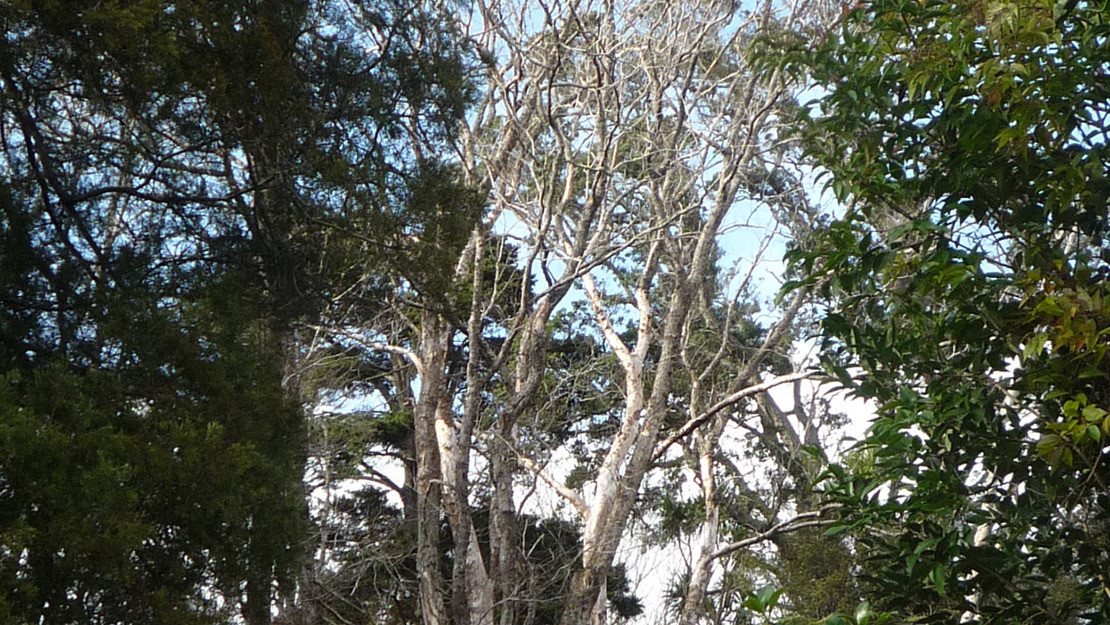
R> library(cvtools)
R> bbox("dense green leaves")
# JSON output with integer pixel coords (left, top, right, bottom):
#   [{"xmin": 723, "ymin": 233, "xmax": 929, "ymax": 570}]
[
  {"xmin": 778, "ymin": 0, "xmax": 1110, "ymax": 621},
  {"xmin": 0, "ymin": 0, "xmax": 475, "ymax": 622},
  {"xmin": 0, "ymin": 289, "xmax": 304, "ymax": 625}
]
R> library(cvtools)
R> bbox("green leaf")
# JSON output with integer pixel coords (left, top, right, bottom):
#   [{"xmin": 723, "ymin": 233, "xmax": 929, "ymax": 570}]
[
  {"xmin": 1023, "ymin": 333, "xmax": 1048, "ymax": 359},
  {"xmin": 743, "ymin": 585, "xmax": 783, "ymax": 613},
  {"xmin": 1082, "ymin": 404, "xmax": 1107, "ymax": 421},
  {"xmin": 930, "ymin": 564, "xmax": 947, "ymax": 597},
  {"xmin": 1078, "ymin": 367, "xmax": 1105, "ymax": 379},
  {"xmin": 856, "ymin": 601, "xmax": 873, "ymax": 625}
]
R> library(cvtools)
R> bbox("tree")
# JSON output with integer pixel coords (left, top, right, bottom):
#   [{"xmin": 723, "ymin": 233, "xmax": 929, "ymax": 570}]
[
  {"xmin": 0, "ymin": 0, "xmax": 474, "ymax": 623},
  {"xmin": 779, "ymin": 0, "xmax": 1110, "ymax": 621},
  {"xmin": 300, "ymin": 0, "xmax": 848, "ymax": 624},
  {"xmin": 458, "ymin": 0, "xmax": 845, "ymax": 621}
]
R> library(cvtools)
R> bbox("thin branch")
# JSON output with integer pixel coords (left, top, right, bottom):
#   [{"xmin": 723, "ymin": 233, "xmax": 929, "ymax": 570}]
[
  {"xmin": 654, "ymin": 370, "xmax": 815, "ymax": 460},
  {"xmin": 711, "ymin": 505, "xmax": 840, "ymax": 560},
  {"xmin": 496, "ymin": 437, "xmax": 589, "ymax": 516},
  {"xmin": 299, "ymin": 323, "xmax": 424, "ymax": 377}
]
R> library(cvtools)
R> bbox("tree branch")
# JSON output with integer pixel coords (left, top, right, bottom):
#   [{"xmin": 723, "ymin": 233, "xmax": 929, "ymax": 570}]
[
  {"xmin": 653, "ymin": 370, "xmax": 814, "ymax": 460},
  {"xmin": 711, "ymin": 505, "xmax": 840, "ymax": 560}
]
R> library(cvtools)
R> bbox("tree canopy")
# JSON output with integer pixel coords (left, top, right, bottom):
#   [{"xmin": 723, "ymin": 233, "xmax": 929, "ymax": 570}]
[
  {"xmin": 0, "ymin": 0, "xmax": 473, "ymax": 623},
  {"xmin": 17, "ymin": 0, "xmax": 1110, "ymax": 622},
  {"xmin": 780, "ymin": 0, "xmax": 1110, "ymax": 621}
]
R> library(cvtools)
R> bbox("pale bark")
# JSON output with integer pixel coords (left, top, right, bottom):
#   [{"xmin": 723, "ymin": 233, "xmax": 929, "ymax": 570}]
[
  {"xmin": 457, "ymin": 0, "xmax": 836, "ymax": 621},
  {"xmin": 308, "ymin": 0, "xmax": 839, "ymax": 622},
  {"xmin": 677, "ymin": 416, "xmax": 728, "ymax": 625}
]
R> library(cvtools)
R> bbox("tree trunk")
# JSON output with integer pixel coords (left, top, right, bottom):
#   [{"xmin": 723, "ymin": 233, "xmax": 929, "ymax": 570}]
[
  {"xmin": 244, "ymin": 534, "xmax": 274, "ymax": 625},
  {"xmin": 679, "ymin": 418, "xmax": 727, "ymax": 625},
  {"xmin": 416, "ymin": 314, "xmax": 450, "ymax": 625}
]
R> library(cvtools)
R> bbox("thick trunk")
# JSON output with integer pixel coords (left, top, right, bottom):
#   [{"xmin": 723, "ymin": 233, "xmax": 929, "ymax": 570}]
[
  {"xmin": 416, "ymin": 315, "xmax": 450, "ymax": 625},
  {"xmin": 420, "ymin": 308, "xmax": 498, "ymax": 625},
  {"xmin": 437, "ymin": 395, "xmax": 496, "ymax": 625},
  {"xmin": 560, "ymin": 561, "xmax": 610, "ymax": 625},
  {"xmin": 561, "ymin": 149, "xmax": 741, "ymax": 622},
  {"xmin": 560, "ymin": 277, "xmax": 694, "ymax": 625},
  {"xmin": 402, "ymin": 438, "xmax": 420, "ymax": 536},
  {"xmin": 416, "ymin": 453, "xmax": 447, "ymax": 625},
  {"xmin": 463, "ymin": 526, "xmax": 496, "ymax": 625}
]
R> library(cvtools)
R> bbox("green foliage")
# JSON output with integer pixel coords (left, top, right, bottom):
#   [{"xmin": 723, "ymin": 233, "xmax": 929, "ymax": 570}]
[
  {"xmin": 775, "ymin": 0, "xmax": 1110, "ymax": 621},
  {"xmin": 301, "ymin": 486, "xmax": 418, "ymax": 625},
  {"xmin": 745, "ymin": 585, "xmax": 786, "ymax": 617},
  {"xmin": 0, "ymin": 0, "xmax": 476, "ymax": 622},
  {"xmin": 479, "ymin": 515, "xmax": 643, "ymax": 625},
  {"xmin": 777, "ymin": 529, "xmax": 859, "ymax": 620},
  {"xmin": 396, "ymin": 162, "xmax": 487, "ymax": 301},
  {"xmin": 0, "ymin": 287, "xmax": 305, "ymax": 624}
]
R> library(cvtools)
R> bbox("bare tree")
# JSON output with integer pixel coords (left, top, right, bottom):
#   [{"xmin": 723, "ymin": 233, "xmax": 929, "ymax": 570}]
[{"xmin": 299, "ymin": 0, "xmax": 841, "ymax": 623}]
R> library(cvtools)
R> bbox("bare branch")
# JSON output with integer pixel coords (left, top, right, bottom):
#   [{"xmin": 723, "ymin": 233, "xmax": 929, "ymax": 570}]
[
  {"xmin": 711, "ymin": 505, "xmax": 841, "ymax": 560},
  {"xmin": 299, "ymin": 323, "xmax": 424, "ymax": 378},
  {"xmin": 654, "ymin": 370, "xmax": 815, "ymax": 460}
]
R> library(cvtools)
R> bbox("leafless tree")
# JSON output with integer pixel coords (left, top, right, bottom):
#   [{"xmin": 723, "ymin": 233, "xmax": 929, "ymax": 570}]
[{"xmin": 301, "ymin": 0, "xmax": 843, "ymax": 622}]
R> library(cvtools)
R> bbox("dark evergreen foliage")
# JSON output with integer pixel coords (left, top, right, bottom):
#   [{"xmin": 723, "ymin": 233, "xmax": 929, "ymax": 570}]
[{"xmin": 0, "ymin": 0, "xmax": 474, "ymax": 623}]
